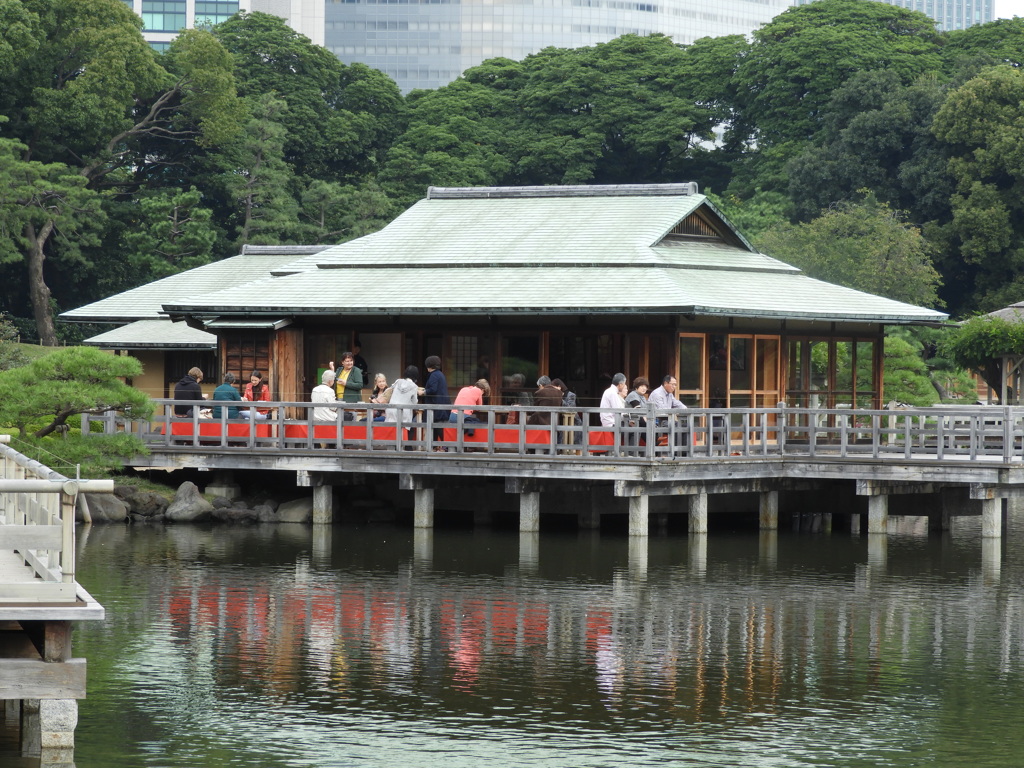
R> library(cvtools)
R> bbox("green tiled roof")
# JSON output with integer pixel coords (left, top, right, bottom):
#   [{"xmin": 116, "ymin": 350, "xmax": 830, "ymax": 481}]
[
  {"xmin": 134, "ymin": 185, "xmax": 949, "ymax": 326},
  {"xmin": 60, "ymin": 247, "xmax": 328, "ymax": 322},
  {"xmin": 84, "ymin": 319, "xmax": 215, "ymax": 349}
]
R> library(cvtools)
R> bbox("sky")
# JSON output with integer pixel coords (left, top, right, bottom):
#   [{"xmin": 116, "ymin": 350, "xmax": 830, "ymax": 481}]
[{"xmin": 996, "ymin": 0, "xmax": 1024, "ymax": 18}]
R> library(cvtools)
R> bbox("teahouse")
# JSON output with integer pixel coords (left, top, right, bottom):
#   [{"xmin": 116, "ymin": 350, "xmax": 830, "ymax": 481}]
[{"xmin": 66, "ymin": 184, "xmax": 947, "ymax": 408}]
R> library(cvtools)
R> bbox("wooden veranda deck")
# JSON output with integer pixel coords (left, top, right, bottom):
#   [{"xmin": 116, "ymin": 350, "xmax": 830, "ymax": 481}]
[{"xmin": 86, "ymin": 401, "xmax": 1024, "ymax": 539}]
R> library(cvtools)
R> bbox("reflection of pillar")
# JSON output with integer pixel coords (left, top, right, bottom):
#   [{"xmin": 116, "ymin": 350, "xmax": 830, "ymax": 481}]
[
  {"xmin": 759, "ymin": 529, "xmax": 778, "ymax": 570},
  {"xmin": 867, "ymin": 533, "xmax": 887, "ymax": 572},
  {"xmin": 519, "ymin": 531, "xmax": 539, "ymax": 573},
  {"xmin": 312, "ymin": 484, "xmax": 333, "ymax": 525},
  {"xmin": 982, "ymin": 537, "xmax": 1001, "ymax": 583},
  {"xmin": 520, "ymin": 491, "xmax": 540, "ymax": 533},
  {"xmin": 867, "ymin": 495, "xmax": 887, "ymax": 534},
  {"xmin": 688, "ymin": 491, "xmax": 708, "ymax": 534},
  {"xmin": 628, "ymin": 536, "xmax": 648, "ymax": 580},
  {"xmin": 982, "ymin": 498, "xmax": 1002, "ymax": 538},
  {"xmin": 689, "ymin": 533, "xmax": 707, "ymax": 578},
  {"xmin": 759, "ymin": 491, "xmax": 778, "ymax": 530},
  {"xmin": 628, "ymin": 495, "xmax": 649, "ymax": 537},
  {"xmin": 311, "ymin": 524, "xmax": 331, "ymax": 567},
  {"xmin": 414, "ymin": 488, "xmax": 434, "ymax": 528},
  {"xmin": 413, "ymin": 528, "xmax": 433, "ymax": 569}
]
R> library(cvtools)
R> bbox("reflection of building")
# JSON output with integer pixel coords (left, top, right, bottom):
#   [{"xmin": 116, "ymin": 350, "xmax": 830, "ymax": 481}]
[
  {"xmin": 120, "ymin": 0, "xmax": 324, "ymax": 51},
  {"xmin": 80, "ymin": 183, "xmax": 945, "ymax": 411}
]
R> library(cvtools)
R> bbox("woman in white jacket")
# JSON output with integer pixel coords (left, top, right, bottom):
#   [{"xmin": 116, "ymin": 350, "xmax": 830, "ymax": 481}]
[{"xmin": 388, "ymin": 365, "xmax": 421, "ymax": 426}]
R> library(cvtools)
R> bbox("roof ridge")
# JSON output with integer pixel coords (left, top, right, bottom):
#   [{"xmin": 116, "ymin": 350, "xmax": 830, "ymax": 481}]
[{"xmin": 426, "ymin": 183, "xmax": 700, "ymax": 199}]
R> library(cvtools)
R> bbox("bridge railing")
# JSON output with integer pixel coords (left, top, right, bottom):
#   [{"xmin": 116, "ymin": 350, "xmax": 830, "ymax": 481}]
[
  {"xmin": 0, "ymin": 436, "xmax": 113, "ymax": 602},
  {"xmin": 82, "ymin": 400, "xmax": 1024, "ymax": 462}
]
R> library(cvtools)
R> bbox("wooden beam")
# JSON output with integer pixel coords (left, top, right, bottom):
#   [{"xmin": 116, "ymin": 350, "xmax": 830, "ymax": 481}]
[{"xmin": 0, "ymin": 658, "xmax": 86, "ymax": 699}]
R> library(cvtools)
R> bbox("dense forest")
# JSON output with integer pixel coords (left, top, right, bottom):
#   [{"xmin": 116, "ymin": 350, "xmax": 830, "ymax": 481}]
[{"xmin": 2, "ymin": 0, "xmax": 1024, "ymax": 346}]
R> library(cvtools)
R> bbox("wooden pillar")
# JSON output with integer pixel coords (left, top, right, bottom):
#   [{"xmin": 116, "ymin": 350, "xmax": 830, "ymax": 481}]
[
  {"xmin": 414, "ymin": 488, "xmax": 434, "ymax": 528},
  {"xmin": 867, "ymin": 495, "xmax": 887, "ymax": 534},
  {"xmin": 520, "ymin": 491, "xmax": 540, "ymax": 533},
  {"xmin": 312, "ymin": 484, "xmax": 333, "ymax": 525},
  {"xmin": 628, "ymin": 495, "xmax": 649, "ymax": 537},
  {"xmin": 982, "ymin": 497, "xmax": 1002, "ymax": 538},
  {"xmin": 759, "ymin": 490, "xmax": 778, "ymax": 530},
  {"xmin": 688, "ymin": 491, "xmax": 708, "ymax": 534}
]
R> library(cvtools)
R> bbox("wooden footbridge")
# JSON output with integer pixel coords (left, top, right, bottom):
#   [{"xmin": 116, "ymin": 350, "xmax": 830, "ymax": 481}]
[
  {"xmin": 0, "ymin": 435, "xmax": 107, "ymax": 762},
  {"xmin": 89, "ymin": 400, "xmax": 1024, "ymax": 538}
]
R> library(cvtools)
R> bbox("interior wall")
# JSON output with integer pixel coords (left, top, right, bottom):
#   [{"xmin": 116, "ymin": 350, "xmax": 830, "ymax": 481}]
[{"xmin": 358, "ymin": 333, "xmax": 403, "ymax": 384}]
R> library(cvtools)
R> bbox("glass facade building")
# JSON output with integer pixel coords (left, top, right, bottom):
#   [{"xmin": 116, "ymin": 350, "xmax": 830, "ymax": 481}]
[
  {"xmin": 121, "ymin": 0, "xmax": 324, "ymax": 50},
  {"xmin": 120, "ymin": 0, "xmax": 997, "ymax": 92},
  {"xmin": 324, "ymin": 0, "xmax": 794, "ymax": 92}
]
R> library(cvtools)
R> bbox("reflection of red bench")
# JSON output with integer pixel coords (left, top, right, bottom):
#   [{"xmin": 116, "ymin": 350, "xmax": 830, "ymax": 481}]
[
  {"xmin": 283, "ymin": 424, "xmax": 400, "ymax": 442},
  {"xmin": 163, "ymin": 421, "xmax": 272, "ymax": 440}
]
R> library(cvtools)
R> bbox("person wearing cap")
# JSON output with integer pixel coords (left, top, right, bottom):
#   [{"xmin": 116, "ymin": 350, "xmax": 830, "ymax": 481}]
[{"xmin": 241, "ymin": 370, "xmax": 271, "ymax": 419}]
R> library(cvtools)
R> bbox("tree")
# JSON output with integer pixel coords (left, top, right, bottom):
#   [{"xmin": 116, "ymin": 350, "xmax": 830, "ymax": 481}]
[
  {"xmin": 120, "ymin": 188, "xmax": 217, "ymax": 280},
  {"xmin": 931, "ymin": 65, "xmax": 1024, "ymax": 312},
  {"xmin": 732, "ymin": 0, "xmax": 943, "ymax": 149},
  {"xmin": 883, "ymin": 335, "xmax": 941, "ymax": 406},
  {"xmin": 214, "ymin": 12, "xmax": 404, "ymax": 184},
  {"xmin": 222, "ymin": 94, "xmax": 301, "ymax": 246},
  {"xmin": 755, "ymin": 193, "xmax": 942, "ymax": 308},
  {"xmin": 939, "ymin": 315, "xmax": 1024, "ymax": 401},
  {"xmin": 0, "ymin": 347, "xmax": 151, "ymax": 438},
  {"xmin": 0, "ymin": 0, "xmax": 242, "ymax": 343},
  {"xmin": 0, "ymin": 137, "xmax": 105, "ymax": 347},
  {"xmin": 0, "ymin": 313, "xmax": 27, "ymax": 371},
  {"xmin": 785, "ymin": 72, "xmax": 954, "ymax": 225}
]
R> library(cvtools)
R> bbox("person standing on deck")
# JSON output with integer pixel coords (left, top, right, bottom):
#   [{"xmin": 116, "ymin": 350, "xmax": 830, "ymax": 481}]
[
  {"xmin": 423, "ymin": 356, "xmax": 452, "ymax": 446},
  {"xmin": 450, "ymin": 379, "xmax": 490, "ymax": 436},
  {"xmin": 388, "ymin": 365, "xmax": 421, "ymax": 426},
  {"xmin": 352, "ymin": 341, "xmax": 370, "ymax": 384},
  {"xmin": 329, "ymin": 352, "xmax": 364, "ymax": 415},
  {"xmin": 649, "ymin": 375, "xmax": 687, "ymax": 413},
  {"xmin": 600, "ymin": 373, "xmax": 627, "ymax": 428}
]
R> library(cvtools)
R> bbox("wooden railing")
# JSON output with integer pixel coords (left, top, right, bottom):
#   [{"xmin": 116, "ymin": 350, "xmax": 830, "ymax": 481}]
[
  {"xmin": 0, "ymin": 436, "xmax": 113, "ymax": 602},
  {"xmin": 82, "ymin": 400, "xmax": 1024, "ymax": 463}
]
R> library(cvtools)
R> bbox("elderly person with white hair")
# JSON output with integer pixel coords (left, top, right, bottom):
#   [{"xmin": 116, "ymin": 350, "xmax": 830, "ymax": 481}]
[
  {"xmin": 312, "ymin": 369, "xmax": 339, "ymax": 422},
  {"xmin": 599, "ymin": 373, "xmax": 628, "ymax": 428}
]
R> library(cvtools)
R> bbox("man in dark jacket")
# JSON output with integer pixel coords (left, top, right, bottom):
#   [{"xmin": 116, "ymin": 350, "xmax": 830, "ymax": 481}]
[
  {"xmin": 423, "ymin": 356, "xmax": 451, "ymax": 447},
  {"xmin": 173, "ymin": 367, "xmax": 204, "ymax": 416}
]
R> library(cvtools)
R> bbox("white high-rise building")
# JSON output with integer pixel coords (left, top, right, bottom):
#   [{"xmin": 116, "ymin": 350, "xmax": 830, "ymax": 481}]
[
  {"xmin": 121, "ymin": 0, "xmax": 324, "ymax": 50},
  {"xmin": 124, "ymin": 0, "xmax": 995, "ymax": 93}
]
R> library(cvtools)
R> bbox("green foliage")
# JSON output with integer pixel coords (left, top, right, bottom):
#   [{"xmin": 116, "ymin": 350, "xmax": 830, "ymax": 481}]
[
  {"xmin": 939, "ymin": 314, "xmax": 1024, "ymax": 399},
  {"xmin": 733, "ymin": 0, "xmax": 943, "ymax": 148},
  {"xmin": 0, "ymin": 347, "xmax": 152, "ymax": 439},
  {"xmin": 755, "ymin": 192, "xmax": 942, "ymax": 307},
  {"xmin": 10, "ymin": 432, "xmax": 148, "ymax": 479},
  {"xmin": 931, "ymin": 65, "xmax": 1024, "ymax": 311},
  {"xmin": 884, "ymin": 335, "xmax": 940, "ymax": 406},
  {"xmin": 120, "ymin": 187, "xmax": 217, "ymax": 279},
  {"xmin": 0, "ymin": 313, "xmax": 27, "ymax": 371},
  {"xmin": 221, "ymin": 93, "xmax": 301, "ymax": 246},
  {"xmin": 704, "ymin": 191, "xmax": 791, "ymax": 239}
]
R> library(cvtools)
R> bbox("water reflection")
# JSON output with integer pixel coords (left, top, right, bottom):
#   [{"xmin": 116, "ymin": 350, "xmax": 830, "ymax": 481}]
[{"xmin": 54, "ymin": 517, "xmax": 1024, "ymax": 767}]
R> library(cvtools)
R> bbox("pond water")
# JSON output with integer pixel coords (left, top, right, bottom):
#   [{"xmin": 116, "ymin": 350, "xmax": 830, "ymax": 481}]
[{"xmin": 9, "ymin": 510, "xmax": 1024, "ymax": 767}]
